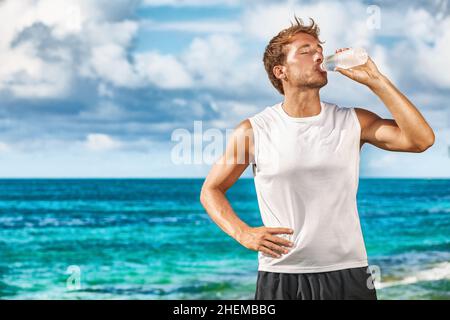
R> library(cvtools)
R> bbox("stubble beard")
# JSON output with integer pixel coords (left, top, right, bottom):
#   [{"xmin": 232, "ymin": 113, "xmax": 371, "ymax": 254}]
[
  {"xmin": 299, "ymin": 74, "xmax": 328, "ymax": 89},
  {"xmin": 285, "ymin": 70, "xmax": 328, "ymax": 92}
]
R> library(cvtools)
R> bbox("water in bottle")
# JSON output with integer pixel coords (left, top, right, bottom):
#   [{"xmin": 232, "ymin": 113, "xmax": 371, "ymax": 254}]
[{"xmin": 320, "ymin": 47, "xmax": 368, "ymax": 72}]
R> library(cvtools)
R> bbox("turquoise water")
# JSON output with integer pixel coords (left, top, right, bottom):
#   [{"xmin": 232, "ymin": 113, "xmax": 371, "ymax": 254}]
[{"xmin": 0, "ymin": 178, "xmax": 449, "ymax": 300}]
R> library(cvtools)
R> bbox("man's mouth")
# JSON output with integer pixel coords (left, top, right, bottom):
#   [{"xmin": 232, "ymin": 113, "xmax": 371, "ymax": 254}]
[{"xmin": 316, "ymin": 65, "xmax": 327, "ymax": 74}]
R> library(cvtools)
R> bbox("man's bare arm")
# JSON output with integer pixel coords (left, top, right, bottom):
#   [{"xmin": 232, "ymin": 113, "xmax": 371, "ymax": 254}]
[
  {"xmin": 200, "ymin": 120, "xmax": 252, "ymax": 241},
  {"xmin": 355, "ymin": 106, "xmax": 433, "ymax": 153},
  {"xmin": 336, "ymin": 55, "xmax": 435, "ymax": 153},
  {"xmin": 200, "ymin": 119, "xmax": 293, "ymax": 258}
]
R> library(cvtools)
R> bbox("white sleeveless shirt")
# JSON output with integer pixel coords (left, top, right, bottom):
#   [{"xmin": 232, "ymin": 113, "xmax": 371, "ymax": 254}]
[{"xmin": 248, "ymin": 101, "xmax": 368, "ymax": 273}]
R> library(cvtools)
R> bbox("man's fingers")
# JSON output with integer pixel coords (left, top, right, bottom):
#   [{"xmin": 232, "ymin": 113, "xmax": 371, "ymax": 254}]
[
  {"xmin": 335, "ymin": 67, "xmax": 354, "ymax": 77},
  {"xmin": 260, "ymin": 247, "xmax": 281, "ymax": 258},
  {"xmin": 267, "ymin": 227, "xmax": 293, "ymax": 234},
  {"xmin": 262, "ymin": 240, "xmax": 289, "ymax": 255},
  {"xmin": 266, "ymin": 234, "xmax": 294, "ymax": 247}
]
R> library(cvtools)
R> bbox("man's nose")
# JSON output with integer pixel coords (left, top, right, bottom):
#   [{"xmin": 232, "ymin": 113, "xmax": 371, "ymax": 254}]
[{"xmin": 313, "ymin": 52, "xmax": 323, "ymax": 64}]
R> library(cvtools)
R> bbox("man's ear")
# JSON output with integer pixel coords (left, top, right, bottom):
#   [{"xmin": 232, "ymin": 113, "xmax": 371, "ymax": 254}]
[{"xmin": 273, "ymin": 65, "xmax": 286, "ymax": 80}]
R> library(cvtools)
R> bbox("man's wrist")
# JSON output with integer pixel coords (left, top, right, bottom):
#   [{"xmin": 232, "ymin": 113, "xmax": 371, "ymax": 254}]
[
  {"xmin": 368, "ymin": 73, "xmax": 390, "ymax": 92},
  {"xmin": 234, "ymin": 224, "xmax": 250, "ymax": 242}
]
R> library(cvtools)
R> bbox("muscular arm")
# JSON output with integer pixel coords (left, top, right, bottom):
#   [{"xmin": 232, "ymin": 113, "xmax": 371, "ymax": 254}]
[
  {"xmin": 199, "ymin": 119, "xmax": 253, "ymax": 241},
  {"xmin": 355, "ymin": 102, "xmax": 434, "ymax": 153},
  {"xmin": 200, "ymin": 119, "xmax": 293, "ymax": 258},
  {"xmin": 337, "ymin": 57, "xmax": 435, "ymax": 153}
]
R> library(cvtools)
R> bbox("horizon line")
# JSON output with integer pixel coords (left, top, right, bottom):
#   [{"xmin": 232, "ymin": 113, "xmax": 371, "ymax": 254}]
[{"xmin": 0, "ymin": 176, "xmax": 448, "ymax": 179}]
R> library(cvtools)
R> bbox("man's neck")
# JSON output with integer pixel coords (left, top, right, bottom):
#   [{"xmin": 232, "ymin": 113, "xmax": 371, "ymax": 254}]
[{"xmin": 282, "ymin": 88, "xmax": 321, "ymax": 118}]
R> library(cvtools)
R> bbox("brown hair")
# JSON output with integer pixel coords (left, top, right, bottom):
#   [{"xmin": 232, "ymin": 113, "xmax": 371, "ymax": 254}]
[{"xmin": 263, "ymin": 16, "xmax": 323, "ymax": 95}]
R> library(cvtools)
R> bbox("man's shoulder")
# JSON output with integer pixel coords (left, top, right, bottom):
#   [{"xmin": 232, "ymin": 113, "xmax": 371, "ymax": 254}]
[
  {"xmin": 322, "ymin": 100, "xmax": 341, "ymax": 110},
  {"xmin": 247, "ymin": 102, "xmax": 280, "ymax": 125},
  {"xmin": 326, "ymin": 101, "xmax": 358, "ymax": 116},
  {"xmin": 236, "ymin": 119, "xmax": 253, "ymax": 131},
  {"xmin": 235, "ymin": 104, "xmax": 274, "ymax": 136}
]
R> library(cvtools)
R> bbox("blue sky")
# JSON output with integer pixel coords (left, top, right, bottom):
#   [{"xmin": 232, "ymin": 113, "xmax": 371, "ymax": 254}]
[{"xmin": 0, "ymin": 0, "xmax": 449, "ymax": 177}]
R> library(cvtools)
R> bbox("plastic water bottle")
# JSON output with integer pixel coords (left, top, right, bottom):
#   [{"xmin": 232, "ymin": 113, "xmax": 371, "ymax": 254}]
[{"xmin": 320, "ymin": 47, "xmax": 368, "ymax": 72}]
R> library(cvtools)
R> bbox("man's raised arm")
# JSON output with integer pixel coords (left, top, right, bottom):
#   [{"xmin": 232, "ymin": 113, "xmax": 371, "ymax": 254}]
[{"xmin": 335, "ymin": 53, "xmax": 435, "ymax": 153}]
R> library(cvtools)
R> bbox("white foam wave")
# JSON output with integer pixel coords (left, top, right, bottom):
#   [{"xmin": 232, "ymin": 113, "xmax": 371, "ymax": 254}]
[{"xmin": 377, "ymin": 262, "xmax": 450, "ymax": 289}]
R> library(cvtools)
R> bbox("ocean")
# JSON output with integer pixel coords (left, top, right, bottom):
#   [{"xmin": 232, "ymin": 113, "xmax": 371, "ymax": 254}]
[{"xmin": 0, "ymin": 178, "xmax": 449, "ymax": 300}]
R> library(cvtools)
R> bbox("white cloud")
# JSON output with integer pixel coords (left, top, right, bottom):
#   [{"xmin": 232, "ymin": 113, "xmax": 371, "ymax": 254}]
[
  {"xmin": 134, "ymin": 51, "xmax": 194, "ymax": 89},
  {"xmin": 0, "ymin": 0, "xmax": 142, "ymax": 98},
  {"xmin": 362, "ymin": 6, "xmax": 450, "ymax": 90},
  {"xmin": 208, "ymin": 100, "xmax": 261, "ymax": 128},
  {"xmin": 241, "ymin": 1, "xmax": 375, "ymax": 51},
  {"xmin": 179, "ymin": 34, "xmax": 265, "ymax": 93},
  {"xmin": 0, "ymin": 15, "xmax": 72, "ymax": 98},
  {"xmin": 85, "ymin": 133, "xmax": 121, "ymax": 151},
  {"xmin": 141, "ymin": 0, "xmax": 240, "ymax": 7},
  {"xmin": 140, "ymin": 19, "xmax": 242, "ymax": 34},
  {"xmin": 76, "ymin": 19, "xmax": 144, "ymax": 87},
  {"xmin": 0, "ymin": 142, "xmax": 11, "ymax": 153},
  {"xmin": 2, "ymin": 0, "xmax": 448, "ymax": 98},
  {"xmin": 0, "ymin": 0, "xmax": 235, "ymax": 92},
  {"xmin": 83, "ymin": 20, "xmax": 139, "ymax": 47},
  {"xmin": 415, "ymin": 17, "xmax": 450, "ymax": 89},
  {"xmin": 88, "ymin": 44, "xmax": 140, "ymax": 88},
  {"xmin": 371, "ymin": 6, "xmax": 438, "ymax": 39},
  {"xmin": 18, "ymin": 0, "xmax": 86, "ymax": 38},
  {"xmin": 3, "ymin": 58, "xmax": 72, "ymax": 98},
  {"xmin": 181, "ymin": 34, "xmax": 241, "ymax": 85}
]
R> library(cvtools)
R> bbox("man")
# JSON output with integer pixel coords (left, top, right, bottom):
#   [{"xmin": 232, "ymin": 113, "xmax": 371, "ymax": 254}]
[{"xmin": 199, "ymin": 17, "xmax": 435, "ymax": 300}]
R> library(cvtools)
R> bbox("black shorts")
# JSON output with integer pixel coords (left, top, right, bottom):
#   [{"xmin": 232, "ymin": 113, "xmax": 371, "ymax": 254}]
[{"xmin": 255, "ymin": 266, "xmax": 377, "ymax": 300}]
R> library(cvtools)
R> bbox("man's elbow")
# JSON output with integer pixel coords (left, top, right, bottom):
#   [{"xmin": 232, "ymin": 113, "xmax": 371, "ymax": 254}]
[
  {"xmin": 200, "ymin": 184, "xmax": 208, "ymax": 207},
  {"xmin": 414, "ymin": 132, "xmax": 435, "ymax": 152},
  {"xmin": 200, "ymin": 183, "xmax": 214, "ymax": 207},
  {"xmin": 200, "ymin": 183, "xmax": 225, "ymax": 207}
]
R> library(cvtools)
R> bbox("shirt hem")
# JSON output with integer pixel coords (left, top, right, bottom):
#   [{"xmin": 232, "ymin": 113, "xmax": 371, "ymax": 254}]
[{"xmin": 258, "ymin": 259, "xmax": 369, "ymax": 274}]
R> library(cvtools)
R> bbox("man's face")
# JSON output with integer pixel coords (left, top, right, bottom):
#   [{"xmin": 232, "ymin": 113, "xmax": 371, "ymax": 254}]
[{"xmin": 281, "ymin": 33, "xmax": 327, "ymax": 90}]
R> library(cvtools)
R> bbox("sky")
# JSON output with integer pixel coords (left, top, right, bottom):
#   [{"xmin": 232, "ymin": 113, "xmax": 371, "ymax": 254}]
[{"xmin": 0, "ymin": 0, "xmax": 449, "ymax": 178}]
